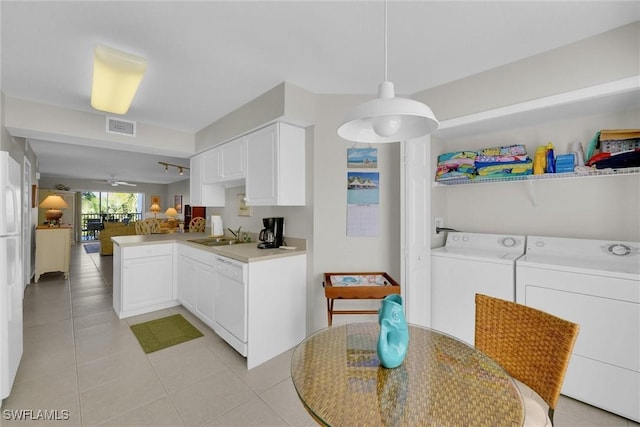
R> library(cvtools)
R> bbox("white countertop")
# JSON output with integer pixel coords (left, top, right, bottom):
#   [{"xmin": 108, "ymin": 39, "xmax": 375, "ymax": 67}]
[{"xmin": 111, "ymin": 232, "xmax": 306, "ymax": 263}]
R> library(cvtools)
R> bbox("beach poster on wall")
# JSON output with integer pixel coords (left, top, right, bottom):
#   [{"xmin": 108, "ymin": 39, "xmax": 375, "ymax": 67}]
[
  {"xmin": 347, "ymin": 172, "xmax": 379, "ymax": 236},
  {"xmin": 347, "ymin": 148, "xmax": 377, "ymax": 168}
]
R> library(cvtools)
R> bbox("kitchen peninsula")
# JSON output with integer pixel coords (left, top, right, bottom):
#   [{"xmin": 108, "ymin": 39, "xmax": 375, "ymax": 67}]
[{"xmin": 111, "ymin": 232, "xmax": 306, "ymax": 369}]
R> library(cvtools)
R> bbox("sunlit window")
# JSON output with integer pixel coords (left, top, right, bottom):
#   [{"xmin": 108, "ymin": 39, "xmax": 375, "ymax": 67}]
[{"xmin": 81, "ymin": 191, "xmax": 143, "ymax": 240}]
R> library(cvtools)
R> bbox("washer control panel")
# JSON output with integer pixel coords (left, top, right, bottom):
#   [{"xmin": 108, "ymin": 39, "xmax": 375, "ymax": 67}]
[{"xmin": 445, "ymin": 232, "xmax": 525, "ymax": 254}]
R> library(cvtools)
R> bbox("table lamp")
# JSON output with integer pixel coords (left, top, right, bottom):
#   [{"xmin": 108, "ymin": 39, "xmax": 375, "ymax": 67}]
[
  {"xmin": 165, "ymin": 207, "xmax": 178, "ymax": 230},
  {"xmin": 149, "ymin": 203, "xmax": 161, "ymax": 218},
  {"xmin": 39, "ymin": 194, "xmax": 69, "ymax": 225}
]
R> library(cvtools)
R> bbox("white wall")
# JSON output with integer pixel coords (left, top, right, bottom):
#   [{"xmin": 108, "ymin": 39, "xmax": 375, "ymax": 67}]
[
  {"xmin": 309, "ymin": 94, "xmax": 401, "ymax": 330},
  {"xmin": 195, "ymin": 83, "xmax": 286, "ymax": 153},
  {"xmin": 417, "ymin": 22, "xmax": 640, "ymax": 245},
  {"xmin": 4, "ymin": 97, "xmax": 194, "ymax": 157},
  {"xmin": 414, "ymin": 22, "xmax": 639, "ymax": 121}
]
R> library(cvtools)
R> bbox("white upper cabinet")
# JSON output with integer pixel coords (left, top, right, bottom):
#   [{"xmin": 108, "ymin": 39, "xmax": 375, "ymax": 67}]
[
  {"xmin": 191, "ymin": 122, "xmax": 305, "ymax": 207},
  {"xmin": 201, "ymin": 148, "xmax": 222, "ymax": 184},
  {"xmin": 190, "ymin": 153, "xmax": 225, "ymax": 207},
  {"xmin": 221, "ymin": 138, "xmax": 246, "ymax": 181},
  {"xmin": 245, "ymin": 122, "xmax": 305, "ymax": 206},
  {"xmin": 201, "ymin": 137, "xmax": 246, "ymax": 184}
]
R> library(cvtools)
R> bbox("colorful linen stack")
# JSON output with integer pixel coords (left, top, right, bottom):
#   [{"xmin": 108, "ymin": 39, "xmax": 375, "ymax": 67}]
[
  {"xmin": 435, "ymin": 145, "xmax": 534, "ymax": 182},
  {"xmin": 435, "ymin": 151, "xmax": 477, "ymax": 181},
  {"xmin": 474, "ymin": 145, "xmax": 533, "ymax": 178}
]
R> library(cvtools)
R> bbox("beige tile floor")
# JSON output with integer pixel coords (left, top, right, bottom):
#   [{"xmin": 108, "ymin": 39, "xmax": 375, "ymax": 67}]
[
  {"xmin": 2, "ymin": 243, "xmax": 639, "ymax": 427},
  {"xmin": 2, "ymin": 244, "xmax": 315, "ymax": 427}
]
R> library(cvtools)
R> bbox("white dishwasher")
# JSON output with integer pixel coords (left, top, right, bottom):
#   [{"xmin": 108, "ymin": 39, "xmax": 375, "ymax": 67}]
[
  {"xmin": 213, "ymin": 256, "xmax": 248, "ymax": 356},
  {"xmin": 516, "ymin": 236, "xmax": 640, "ymax": 422}
]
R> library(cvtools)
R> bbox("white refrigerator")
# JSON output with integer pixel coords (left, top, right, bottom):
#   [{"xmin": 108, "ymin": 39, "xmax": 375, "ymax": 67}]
[{"xmin": 0, "ymin": 151, "xmax": 23, "ymax": 404}]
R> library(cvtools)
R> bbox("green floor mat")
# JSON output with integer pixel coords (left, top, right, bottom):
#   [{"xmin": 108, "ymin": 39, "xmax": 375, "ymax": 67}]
[{"xmin": 130, "ymin": 314, "xmax": 204, "ymax": 353}]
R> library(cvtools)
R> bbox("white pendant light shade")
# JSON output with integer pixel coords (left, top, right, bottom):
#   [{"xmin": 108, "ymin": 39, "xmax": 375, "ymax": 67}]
[
  {"xmin": 337, "ymin": 1, "xmax": 439, "ymax": 143},
  {"xmin": 338, "ymin": 81, "xmax": 439, "ymax": 143},
  {"xmin": 91, "ymin": 45, "xmax": 147, "ymax": 115}
]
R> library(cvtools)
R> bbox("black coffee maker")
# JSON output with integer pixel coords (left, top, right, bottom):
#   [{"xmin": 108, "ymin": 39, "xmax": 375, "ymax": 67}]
[{"xmin": 258, "ymin": 217, "xmax": 284, "ymax": 249}]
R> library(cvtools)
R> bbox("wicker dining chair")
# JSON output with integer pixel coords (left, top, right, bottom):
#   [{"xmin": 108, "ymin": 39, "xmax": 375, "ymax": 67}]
[
  {"xmin": 474, "ymin": 294, "xmax": 579, "ymax": 427},
  {"xmin": 143, "ymin": 218, "xmax": 161, "ymax": 234},
  {"xmin": 135, "ymin": 220, "xmax": 151, "ymax": 235},
  {"xmin": 189, "ymin": 216, "xmax": 207, "ymax": 233}
]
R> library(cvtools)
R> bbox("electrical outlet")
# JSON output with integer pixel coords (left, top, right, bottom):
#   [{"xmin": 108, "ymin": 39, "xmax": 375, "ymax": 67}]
[{"xmin": 435, "ymin": 217, "xmax": 444, "ymax": 234}]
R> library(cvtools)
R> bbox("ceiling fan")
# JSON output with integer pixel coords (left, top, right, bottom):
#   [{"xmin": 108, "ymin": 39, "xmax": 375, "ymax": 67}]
[{"xmin": 94, "ymin": 179, "xmax": 137, "ymax": 187}]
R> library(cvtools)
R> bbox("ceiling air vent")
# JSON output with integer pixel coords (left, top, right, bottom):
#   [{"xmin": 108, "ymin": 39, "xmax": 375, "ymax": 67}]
[{"xmin": 106, "ymin": 117, "xmax": 136, "ymax": 137}]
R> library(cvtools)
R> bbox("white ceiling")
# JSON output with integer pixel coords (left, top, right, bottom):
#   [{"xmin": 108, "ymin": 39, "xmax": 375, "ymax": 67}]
[{"xmin": 2, "ymin": 1, "xmax": 638, "ymax": 185}]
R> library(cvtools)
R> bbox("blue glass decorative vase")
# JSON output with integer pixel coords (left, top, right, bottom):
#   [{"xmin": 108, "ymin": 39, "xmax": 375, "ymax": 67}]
[{"xmin": 377, "ymin": 294, "xmax": 409, "ymax": 368}]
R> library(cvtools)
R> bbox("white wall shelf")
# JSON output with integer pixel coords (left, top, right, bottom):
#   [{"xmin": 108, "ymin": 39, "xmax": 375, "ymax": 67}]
[
  {"xmin": 434, "ymin": 76, "xmax": 640, "ymax": 140},
  {"xmin": 432, "ymin": 76, "xmax": 640, "ymax": 190},
  {"xmin": 433, "ymin": 166, "xmax": 640, "ymax": 187}
]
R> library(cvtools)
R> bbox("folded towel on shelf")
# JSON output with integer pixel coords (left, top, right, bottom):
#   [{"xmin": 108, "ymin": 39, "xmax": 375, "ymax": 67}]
[
  {"xmin": 476, "ymin": 159, "xmax": 533, "ymax": 178},
  {"xmin": 435, "ymin": 151, "xmax": 477, "ymax": 181},
  {"xmin": 477, "ymin": 144, "xmax": 527, "ymax": 157},
  {"xmin": 476, "ymin": 154, "xmax": 529, "ymax": 163},
  {"xmin": 474, "ymin": 144, "xmax": 531, "ymax": 178}
]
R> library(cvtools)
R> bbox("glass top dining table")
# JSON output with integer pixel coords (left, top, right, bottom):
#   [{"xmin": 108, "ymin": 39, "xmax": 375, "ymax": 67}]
[{"xmin": 290, "ymin": 322, "xmax": 524, "ymax": 426}]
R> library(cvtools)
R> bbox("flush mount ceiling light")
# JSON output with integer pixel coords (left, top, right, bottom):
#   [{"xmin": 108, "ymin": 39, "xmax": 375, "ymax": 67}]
[
  {"xmin": 91, "ymin": 44, "xmax": 147, "ymax": 115},
  {"xmin": 337, "ymin": 0, "xmax": 439, "ymax": 143}
]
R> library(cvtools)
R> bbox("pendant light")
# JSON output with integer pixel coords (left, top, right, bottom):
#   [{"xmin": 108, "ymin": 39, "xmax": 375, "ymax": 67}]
[{"xmin": 337, "ymin": 0, "xmax": 439, "ymax": 143}]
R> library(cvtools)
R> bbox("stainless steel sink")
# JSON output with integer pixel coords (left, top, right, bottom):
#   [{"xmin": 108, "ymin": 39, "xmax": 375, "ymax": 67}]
[{"xmin": 187, "ymin": 237, "xmax": 243, "ymax": 247}]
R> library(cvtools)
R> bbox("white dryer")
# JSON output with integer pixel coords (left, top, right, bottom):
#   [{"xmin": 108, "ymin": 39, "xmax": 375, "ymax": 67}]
[
  {"xmin": 516, "ymin": 236, "xmax": 639, "ymax": 422},
  {"xmin": 431, "ymin": 232, "xmax": 526, "ymax": 345}
]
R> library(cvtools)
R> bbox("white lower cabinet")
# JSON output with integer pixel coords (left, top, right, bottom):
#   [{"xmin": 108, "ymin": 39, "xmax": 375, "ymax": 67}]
[
  {"xmin": 177, "ymin": 245, "xmax": 218, "ymax": 329},
  {"xmin": 195, "ymin": 263, "xmax": 217, "ymax": 328},
  {"xmin": 114, "ymin": 241, "xmax": 306, "ymax": 369},
  {"xmin": 176, "ymin": 255, "xmax": 197, "ymax": 312},
  {"xmin": 178, "ymin": 246, "xmax": 306, "ymax": 369},
  {"xmin": 245, "ymin": 254, "xmax": 306, "ymax": 369},
  {"xmin": 113, "ymin": 243, "xmax": 177, "ymax": 319}
]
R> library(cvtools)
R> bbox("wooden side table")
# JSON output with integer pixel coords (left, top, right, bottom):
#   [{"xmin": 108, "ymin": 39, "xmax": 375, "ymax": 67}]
[
  {"xmin": 35, "ymin": 226, "xmax": 71, "ymax": 283},
  {"xmin": 323, "ymin": 272, "xmax": 400, "ymax": 326}
]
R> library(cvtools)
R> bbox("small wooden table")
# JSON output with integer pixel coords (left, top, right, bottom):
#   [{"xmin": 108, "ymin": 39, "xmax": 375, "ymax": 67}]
[
  {"xmin": 35, "ymin": 226, "xmax": 71, "ymax": 283},
  {"xmin": 323, "ymin": 272, "xmax": 400, "ymax": 326},
  {"xmin": 291, "ymin": 322, "xmax": 524, "ymax": 426}
]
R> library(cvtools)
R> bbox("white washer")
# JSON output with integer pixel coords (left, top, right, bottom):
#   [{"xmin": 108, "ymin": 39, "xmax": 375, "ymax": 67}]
[
  {"xmin": 516, "ymin": 236, "xmax": 640, "ymax": 422},
  {"xmin": 431, "ymin": 232, "xmax": 526, "ymax": 345}
]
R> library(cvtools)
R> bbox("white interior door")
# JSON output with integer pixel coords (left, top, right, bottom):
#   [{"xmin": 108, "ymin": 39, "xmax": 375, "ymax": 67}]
[{"xmin": 401, "ymin": 138, "xmax": 432, "ymax": 327}]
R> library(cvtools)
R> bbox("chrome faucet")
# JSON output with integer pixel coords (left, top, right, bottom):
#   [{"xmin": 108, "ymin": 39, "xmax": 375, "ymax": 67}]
[{"xmin": 227, "ymin": 226, "xmax": 242, "ymax": 239}]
